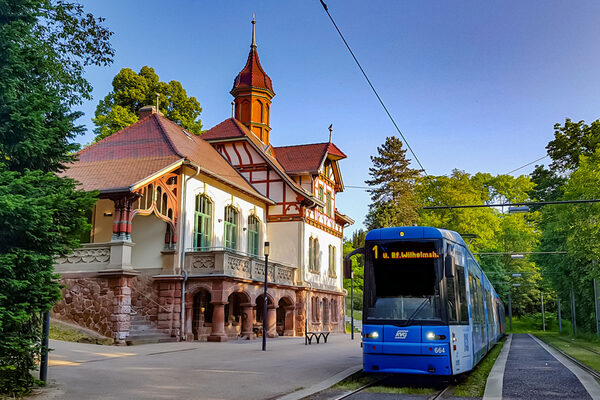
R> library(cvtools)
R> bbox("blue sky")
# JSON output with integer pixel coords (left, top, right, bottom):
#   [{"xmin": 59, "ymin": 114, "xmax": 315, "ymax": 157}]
[{"xmin": 77, "ymin": 1, "xmax": 600, "ymax": 234}]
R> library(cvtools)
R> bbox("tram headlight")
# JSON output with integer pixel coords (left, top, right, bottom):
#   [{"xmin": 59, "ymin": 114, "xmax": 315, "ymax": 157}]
[
  {"xmin": 364, "ymin": 331, "xmax": 379, "ymax": 339},
  {"xmin": 425, "ymin": 331, "xmax": 446, "ymax": 341}
]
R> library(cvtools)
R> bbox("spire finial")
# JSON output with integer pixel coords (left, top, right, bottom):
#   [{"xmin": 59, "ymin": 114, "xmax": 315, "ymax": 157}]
[
  {"xmin": 328, "ymin": 124, "xmax": 333, "ymax": 142},
  {"xmin": 251, "ymin": 14, "xmax": 257, "ymax": 48}
]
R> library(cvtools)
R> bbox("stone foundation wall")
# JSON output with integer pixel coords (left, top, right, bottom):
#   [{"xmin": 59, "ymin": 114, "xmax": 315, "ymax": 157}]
[
  {"xmin": 53, "ymin": 274, "xmax": 135, "ymax": 342},
  {"xmin": 52, "ymin": 277, "xmax": 115, "ymax": 338},
  {"xmin": 130, "ymin": 274, "xmax": 159, "ymax": 323}
]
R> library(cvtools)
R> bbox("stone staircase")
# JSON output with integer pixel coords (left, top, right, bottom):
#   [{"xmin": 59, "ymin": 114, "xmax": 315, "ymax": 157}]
[{"xmin": 126, "ymin": 308, "xmax": 178, "ymax": 345}]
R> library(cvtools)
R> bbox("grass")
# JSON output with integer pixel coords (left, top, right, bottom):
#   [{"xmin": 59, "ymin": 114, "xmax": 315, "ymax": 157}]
[
  {"xmin": 49, "ymin": 320, "xmax": 112, "ymax": 345},
  {"xmin": 534, "ymin": 332, "xmax": 600, "ymax": 373},
  {"xmin": 453, "ymin": 337, "xmax": 505, "ymax": 397},
  {"xmin": 333, "ymin": 372, "xmax": 377, "ymax": 390}
]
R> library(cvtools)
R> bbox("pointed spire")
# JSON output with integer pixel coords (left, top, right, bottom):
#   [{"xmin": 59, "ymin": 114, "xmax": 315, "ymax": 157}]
[
  {"xmin": 251, "ymin": 14, "xmax": 257, "ymax": 48},
  {"xmin": 328, "ymin": 124, "xmax": 333, "ymax": 143}
]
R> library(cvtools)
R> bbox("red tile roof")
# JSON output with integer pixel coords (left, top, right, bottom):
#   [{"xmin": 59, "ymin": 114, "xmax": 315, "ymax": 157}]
[
  {"xmin": 273, "ymin": 142, "xmax": 347, "ymax": 175},
  {"xmin": 66, "ymin": 114, "xmax": 265, "ymax": 200},
  {"xmin": 201, "ymin": 118, "xmax": 248, "ymax": 141},
  {"xmin": 232, "ymin": 47, "xmax": 274, "ymax": 94}
]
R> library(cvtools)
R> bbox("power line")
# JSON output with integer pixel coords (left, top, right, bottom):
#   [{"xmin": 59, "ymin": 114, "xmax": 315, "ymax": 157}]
[
  {"xmin": 505, "ymin": 155, "xmax": 548, "ymax": 175},
  {"xmin": 318, "ymin": 0, "xmax": 427, "ymax": 176},
  {"xmin": 422, "ymin": 199, "xmax": 600, "ymax": 210}
]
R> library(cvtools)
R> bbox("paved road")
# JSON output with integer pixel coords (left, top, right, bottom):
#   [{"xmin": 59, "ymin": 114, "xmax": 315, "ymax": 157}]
[
  {"xmin": 37, "ymin": 335, "xmax": 361, "ymax": 400},
  {"xmin": 502, "ymin": 334, "xmax": 596, "ymax": 400}
]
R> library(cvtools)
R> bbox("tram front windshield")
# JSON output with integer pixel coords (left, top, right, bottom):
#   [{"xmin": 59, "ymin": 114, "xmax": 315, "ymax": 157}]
[{"xmin": 365, "ymin": 241, "xmax": 442, "ymax": 323}]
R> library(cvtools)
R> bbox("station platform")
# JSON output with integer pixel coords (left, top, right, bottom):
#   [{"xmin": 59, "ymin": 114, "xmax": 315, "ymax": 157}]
[{"xmin": 485, "ymin": 333, "xmax": 600, "ymax": 400}]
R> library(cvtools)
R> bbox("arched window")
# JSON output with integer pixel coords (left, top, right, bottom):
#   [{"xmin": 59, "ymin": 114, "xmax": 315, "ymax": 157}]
[
  {"xmin": 313, "ymin": 238, "xmax": 320, "ymax": 272},
  {"xmin": 194, "ymin": 195, "xmax": 212, "ymax": 250},
  {"xmin": 224, "ymin": 206, "xmax": 238, "ymax": 251},
  {"xmin": 328, "ymin": 245, "xmax": 337, "ymax": 278},
  {"xmin": 247, "ymin": 215, "xmax": 259, "ymax": 256}
]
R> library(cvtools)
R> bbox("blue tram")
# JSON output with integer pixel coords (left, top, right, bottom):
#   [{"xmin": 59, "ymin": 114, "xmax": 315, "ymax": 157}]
[{"xmin": 359, "ymin": 227, "xmax": 505, "ymax": 375}]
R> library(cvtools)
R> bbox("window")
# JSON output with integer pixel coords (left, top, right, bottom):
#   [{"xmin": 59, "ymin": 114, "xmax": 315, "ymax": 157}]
[
  {"xmin": 224, "ymin": 206, "xmax": 238, "ymax": 250},
  {"xmin": 326, "ymin": 192, "xmax": 332, "ymax": 217},
  {"xmin": 318, "ymin": 187, "xmax": 324, "ymax": 213},
  {"xmin": 328, "ymin": 245, "xmax": 337, "ymax": 278},
  {"xmin": 309, "ymin": 237, "xmax": 320, "ymax": 273},
  {"xmin": 456, "ymin": 265, "xmax": 469, "ymax": 324},
  {"xmin": 194, "ymin": 195, "xmax": 212, "ymax": 250},
  {"xmin": 446, "ymin": 258, "xmax": 458, "ymax": 324},
  {"xmin": 247, "ymin": 216, "xmax": 259, "ymax": 256}
]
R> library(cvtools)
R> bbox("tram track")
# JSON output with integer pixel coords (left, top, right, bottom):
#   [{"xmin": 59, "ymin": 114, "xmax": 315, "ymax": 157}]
[
  {"xmin": 553, "ymin": 336, "xmax": 600, "ymax": 357},
  {"xmin": 330, "ymin": 377, "xmax": 451, "ymax": 400},
  {"xmin": 542, "ymin": 340, "xmax": 600, "ymax": 381}
]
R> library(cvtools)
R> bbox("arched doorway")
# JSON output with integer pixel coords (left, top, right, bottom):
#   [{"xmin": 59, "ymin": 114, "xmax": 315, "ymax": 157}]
[
  {"xmin": 256, "ymin": 294, "xmax": 276, "ymax": 337},
  {"xmin": 192, "ymin": 290, "xmax": 213, "ymax": 341},
  {"xmin": 225, "ymin": 291, "xmax": 249, "ymax": 339},
  {"xmin": 277, "ymin": 297, "xmax": 295, "ymax": 336}
]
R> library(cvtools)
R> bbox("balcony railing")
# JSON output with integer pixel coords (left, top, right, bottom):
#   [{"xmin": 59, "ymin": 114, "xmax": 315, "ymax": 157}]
[
  {"xmin": 55, "ymin": 243, "xmax": 111, "ymax": 272},
  {"xmin": 184, "ymin": 248, "xmax": 297, "ymax": 286}
]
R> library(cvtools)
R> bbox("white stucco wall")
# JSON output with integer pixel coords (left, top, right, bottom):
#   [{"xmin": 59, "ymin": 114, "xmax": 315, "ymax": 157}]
[
  {"xmin": 304, "ymin": 223, "xmax": 343, "ymax": 291},
  {"xmin": 183, "ymin": 174, "xmax": 267, "ymax": 256},
  {"xmin": 131, "ymin": 214, "xmax": 166, "ymax": 269},
  {"xmin": 267, "ymin": 221, "xmax": 301, "ymax": 267}
]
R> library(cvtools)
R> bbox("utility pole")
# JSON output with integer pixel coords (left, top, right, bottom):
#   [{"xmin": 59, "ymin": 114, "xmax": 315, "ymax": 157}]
[
  {"xmin": 508, "ymin": 290, "xmax": 513, "ymax": 332},
  {"xmin": 557, "ymin": 297, "xmax": 562, "ymax": 333},
  {"xmin": 40, "ymin": 311, "xmax": 50, "ymax": 382},
  {"xmin": 541, "ymin": 292, "xmax": 545, "ymax": 331},
  {"xmin": 570, "ymin": 284, "xmax": 577, "ymax": 335},
  {"xmin": 594, "ymin": 278, "xmax": 599, "ymax": 336}
]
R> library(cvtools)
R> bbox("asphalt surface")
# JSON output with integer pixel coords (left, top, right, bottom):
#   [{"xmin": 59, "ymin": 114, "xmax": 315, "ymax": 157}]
[
  {"xmin": 36, "ymin": 334, "xmax": 361, "ymax": 400},
  {"xmin": 502, "ymin": 334, "xmax": 592, "ymax": 400}
]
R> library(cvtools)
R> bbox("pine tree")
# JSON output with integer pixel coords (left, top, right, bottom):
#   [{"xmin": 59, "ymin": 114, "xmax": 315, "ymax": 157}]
[
  {"xmin": 364, "ymin": 136, "xmax": 422, "ymax": 229},
  {"xmin": 0, "ymin": 0, "xmax": 112, "ymax": 394}
]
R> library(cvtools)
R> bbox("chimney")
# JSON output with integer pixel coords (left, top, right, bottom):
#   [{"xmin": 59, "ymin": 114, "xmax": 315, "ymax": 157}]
[{"xmin": 139, "ymin": 105, "xmax": 157, "ymax": 119}]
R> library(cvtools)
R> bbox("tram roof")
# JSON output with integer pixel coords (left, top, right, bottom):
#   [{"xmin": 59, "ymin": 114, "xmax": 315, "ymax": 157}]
[{"xmin": 365, "ymin": 226, "xmax": 467, "ymax": 246}]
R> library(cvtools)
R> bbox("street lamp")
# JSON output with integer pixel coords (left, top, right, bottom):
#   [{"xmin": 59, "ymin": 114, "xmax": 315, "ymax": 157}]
[
  {"xmin": 262, "ymin": 242, "xmax": 270, "ymax": 351},
  {"xmin": 508, "ymin": 274, "xmax": 521, "ymax": 332}
]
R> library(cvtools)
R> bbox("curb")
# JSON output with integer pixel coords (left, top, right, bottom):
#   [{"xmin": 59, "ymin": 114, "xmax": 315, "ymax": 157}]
[{"xmin": 483, "ymin": 334, "xmax": 512, "ymax": 400}]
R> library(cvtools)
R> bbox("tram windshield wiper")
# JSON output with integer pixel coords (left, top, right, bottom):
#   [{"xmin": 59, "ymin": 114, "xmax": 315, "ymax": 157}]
[{"xmin": 401, "ymin": 297, "xmax": 431, "ymax": 326}]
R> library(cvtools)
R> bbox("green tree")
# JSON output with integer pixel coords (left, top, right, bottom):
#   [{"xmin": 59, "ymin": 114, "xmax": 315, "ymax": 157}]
[
  {"xmin": 93, "ymin": 66, "xmax": 202, "ymax": 141},
  {"xmin": 364, "ymin": 136, "xmax": 422, "ymax": 229},
  {"xmin": 343, "ymin": 238, "xmax": 364, "ymax": 311},
  {"xmin": 537, "ymin": 149, "xmax": 600, "ymax": 331},
  {"xmin": 546, "ymin": 118, "xmax": 600, "ymax": 172},
  {"xmin": 0, "ymin": 0, "xmax": 110, "ymax": 394}
]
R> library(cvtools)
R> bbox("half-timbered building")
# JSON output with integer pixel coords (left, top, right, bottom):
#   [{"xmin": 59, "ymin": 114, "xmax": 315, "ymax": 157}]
[{"xmin": 53, "ymin": 20, "xmax": 353, "ymax": 344}]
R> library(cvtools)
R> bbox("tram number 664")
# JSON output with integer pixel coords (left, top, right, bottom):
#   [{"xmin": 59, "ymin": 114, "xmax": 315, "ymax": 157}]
[{"xmin": 434, "ymin": 347, "xmax": 445, "ymax": 354}]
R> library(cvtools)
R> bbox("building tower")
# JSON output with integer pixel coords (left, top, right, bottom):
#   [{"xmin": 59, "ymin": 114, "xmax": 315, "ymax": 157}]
[{"xmin": 231, "ymin": 18, "xmax": 275, "ymax": 146}]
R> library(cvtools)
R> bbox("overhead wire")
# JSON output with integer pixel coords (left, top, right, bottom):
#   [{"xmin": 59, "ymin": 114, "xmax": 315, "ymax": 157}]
[
  {"xmin": 505, "ymin": 155, "xmax": 548, "ymax": 175},
  {"xmin": 318, "ymin": 0, "xmax": 428, "ymax": 176}
]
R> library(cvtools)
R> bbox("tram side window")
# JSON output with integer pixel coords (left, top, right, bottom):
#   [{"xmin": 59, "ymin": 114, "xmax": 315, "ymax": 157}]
[
  {"xmin": 456, "ymin": 265, "xmax": 469, "ymax": 324},
  {"xmin": 469, "ymin": 270, "xmax": 484, "ymax": 325},
  {"xmin": 475, "ymin": 276, "xmax": 485, "ymax": 324},
  {"xmin": 486, "ymin": 290, "xmax": 494, "ymax": 324},
  {"xmin": 446, "ymin": 270, "xmax": 458, "ymax": 324}
]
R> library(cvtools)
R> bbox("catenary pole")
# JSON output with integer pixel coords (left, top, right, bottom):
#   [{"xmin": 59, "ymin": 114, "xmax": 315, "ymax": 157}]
[
  {"xmin": 541, "ymin": 292, "xmax": 545, "ymax": 331},
  {"xmin": 570, "ymin": 284, "xmax": 577, "ymax": 335},
  {"xmin": 594, "ymin": 278, "xmax": 599, "ymax": 336},
  {"xmin": 508, "ymin": 290, "xmax": 513, "ymax": 332},
  {"xmin": 557, "ymin": 297, "xmax": 562, "ymax": 333},
  {"xmin": 350, "ymin": 269, "xmax": 354, "ymax": 340}
]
